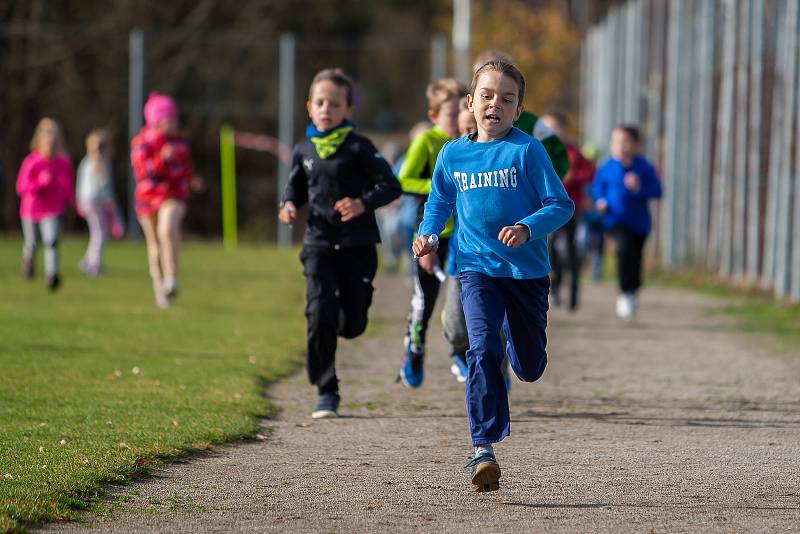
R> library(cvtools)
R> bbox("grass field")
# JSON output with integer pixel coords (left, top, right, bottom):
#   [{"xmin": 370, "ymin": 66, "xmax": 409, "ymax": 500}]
[{"xmin": 0, "ymin": 238, "xmax": 305, "ymax": 532}]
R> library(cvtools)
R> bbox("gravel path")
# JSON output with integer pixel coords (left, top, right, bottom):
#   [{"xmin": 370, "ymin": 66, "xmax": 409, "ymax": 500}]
[{"xmin": 41, "ymin": 276, "xmax": 800, "ymax": 532}]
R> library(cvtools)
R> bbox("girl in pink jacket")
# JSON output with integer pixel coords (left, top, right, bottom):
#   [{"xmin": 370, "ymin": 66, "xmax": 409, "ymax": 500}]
[
  {"xmin": 16, "ymin": 118, "xmax": 75, "ymax": 291},
  {"xmin": 131, "ymin": 93, "xmax": 199, "ymax": 308}
]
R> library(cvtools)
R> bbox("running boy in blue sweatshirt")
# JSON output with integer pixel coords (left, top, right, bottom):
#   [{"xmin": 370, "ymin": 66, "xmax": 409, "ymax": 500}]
[
  {"xmin": 593, "ymin": 125, "xmax": 662, "ymax": 320},
  {"xmin": 413, "ymin": 60, "xmax": 573, "ymax": 492}
]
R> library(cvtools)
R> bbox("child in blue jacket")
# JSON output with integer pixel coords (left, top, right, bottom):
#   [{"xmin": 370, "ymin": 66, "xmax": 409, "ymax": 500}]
[
  {"xmin": 413, "ymin": 60, "xmax": 573, "ymax": 492},
  {"xmin": 593, "ymin": 125, "xmax": 662, "ymax": 320}
]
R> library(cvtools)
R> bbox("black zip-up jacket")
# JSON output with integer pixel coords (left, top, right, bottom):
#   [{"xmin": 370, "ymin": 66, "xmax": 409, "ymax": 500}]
[{"xmin": 281, "ymin": 132, "xmax": 402, "ymax": 249}]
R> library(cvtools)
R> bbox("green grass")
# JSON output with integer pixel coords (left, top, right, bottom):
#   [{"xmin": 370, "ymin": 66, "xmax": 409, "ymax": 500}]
[
  {"xmin": 0, "ymin": 238, "xmax": 305, "ymax": 532},
  {"xmin": 649, "ymin": 267, "xmax": 800, "ymax": 347}
]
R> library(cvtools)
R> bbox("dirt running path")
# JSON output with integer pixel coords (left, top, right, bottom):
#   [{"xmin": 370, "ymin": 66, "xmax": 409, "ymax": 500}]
[{"xmin": 42, "ymin": 276, "xmax": 800, "ymax": 532}]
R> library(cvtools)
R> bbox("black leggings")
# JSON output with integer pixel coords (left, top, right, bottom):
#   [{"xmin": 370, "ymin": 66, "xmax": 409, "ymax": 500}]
[
  {"xmin": 548, "ymin": 215, "xmax": 580, "ymax": 308},
  {"xmin": 611, "ymin": 226, "xmax": 647, "ymax": 293},
  {"xmin": 301, "ymin": 245, "xmax": 378, "ymax": 395}
]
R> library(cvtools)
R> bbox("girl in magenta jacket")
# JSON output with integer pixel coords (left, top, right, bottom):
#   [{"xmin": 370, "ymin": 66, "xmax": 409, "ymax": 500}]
[
  {"xmin": 16, "ymin": 118, "xmax": 75, "ymax": 291},
  {"xmin": 131, "ymin": 92, "xmax": 201, "ymax": 308}
]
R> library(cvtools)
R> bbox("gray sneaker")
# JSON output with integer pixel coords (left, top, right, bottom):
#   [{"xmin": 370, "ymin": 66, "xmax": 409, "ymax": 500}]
[
  {"xmin": 311, "ymin": 393, "xmax": 340, "ymax": 419},
  {"xmin": 464, "ymin": 451, "xmax": 501, "ymax": 492}
]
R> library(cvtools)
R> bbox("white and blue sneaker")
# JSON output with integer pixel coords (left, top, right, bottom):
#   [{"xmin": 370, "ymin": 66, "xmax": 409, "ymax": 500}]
[
  {"xmin": 616, "ymin": 293, "xmax": 636, "ymax": 320},
  {"xmin": 400, "ymin": 346, "xmax": 424, "ymax": 388},
  {"xmin": 311, "ymin": 392, "xmax": 340, "ymax": 419},
  {"xmin": 450, "ymin": 354, "xmax": 468, "ymax": 383},
  {"xmin": 464, "ymin": 450, "xmax": 501, "ymax": 492}
]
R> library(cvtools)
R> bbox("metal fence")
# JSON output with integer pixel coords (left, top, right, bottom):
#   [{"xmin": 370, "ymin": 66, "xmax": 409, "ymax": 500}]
[{"xmin": 581, "ymin": 0, "xmax": 800, "ymax": 303}]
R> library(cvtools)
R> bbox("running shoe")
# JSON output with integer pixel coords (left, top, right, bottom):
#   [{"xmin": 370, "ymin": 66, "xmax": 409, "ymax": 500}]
[
  {"xmin": 163, "ymin": 277, "xmax": 179, "ymax": 299},
  {"xmin": 464, "ymin": 451, "xmax": 501, "ymax": 492},
  {"xmin": 400, "ymin": 346, "xmax": 424, "ymax": 388},
  {"xmin": 22, "ymin": 258, "xmax": 34, "ymax": 279},
  {"xmin": 46, "ymin": 274, "xmax": 61, "ymax": 292},
  {"xmin": 450, "ymin": 354, "xmax": 468, "ymax": 383},
  {"xmin": 615, "ymin": 294, "xmax": 631, "ymax": 320},
  {"xmin": 311, "ymin": 392, "xmax": 340, "ymax": 419}
]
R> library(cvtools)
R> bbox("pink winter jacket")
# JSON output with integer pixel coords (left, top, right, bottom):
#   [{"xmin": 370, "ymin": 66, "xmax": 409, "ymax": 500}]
[{"xmin": 16, "ymin": 151, "xmax": 75, "ymax": 221}]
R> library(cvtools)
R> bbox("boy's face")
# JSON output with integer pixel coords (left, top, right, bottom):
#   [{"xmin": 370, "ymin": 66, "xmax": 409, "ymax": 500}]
[
  {"xmin": 610, "ymin": 129, "xmax": 638, "ymax": 161},
  {"xmin": 458, "ymin": 108, "xmax": 477, "ymax": 137},
  {"xmin": 467, "ymin": 70, "xmax": 523, "ymax": 139},
  {"xmin": 307, "ymin": 80, "xmax": 352, "ymax": 132},
  {"xmin": 429, "ymin": 98, "xmax": 460, "ymax": 138}
]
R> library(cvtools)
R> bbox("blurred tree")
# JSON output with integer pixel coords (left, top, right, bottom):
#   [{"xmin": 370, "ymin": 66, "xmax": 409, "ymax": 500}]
[{"xmin": 471, "ymin": 0, "xmax": 582, "ymax": 137}]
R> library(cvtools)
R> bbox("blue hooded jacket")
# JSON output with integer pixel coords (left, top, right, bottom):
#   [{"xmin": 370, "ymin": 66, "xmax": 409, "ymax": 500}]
[{"xmin": 592, "ymin": 155, "xmax": 662, "ymax": 235}]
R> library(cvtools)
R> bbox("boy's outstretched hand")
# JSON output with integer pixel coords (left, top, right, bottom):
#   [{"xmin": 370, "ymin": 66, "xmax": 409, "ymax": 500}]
[
  {"xmin": 412, "ymin": 234, "xmax": 439, "ymax": 258},
  {"xmin": 335, "ymin": 197, "xmax": 365, "ymax": 222},
  {"xmin": 278, "ymin": 201, "xmax": 297, "ymax": 225},
  {"xmin": 624, "ymin": 171, "xmax": 641, "ymax": 193},
  {"xmin": 498, "ymin": 224, "xmax": 530, "ymax": 248}
]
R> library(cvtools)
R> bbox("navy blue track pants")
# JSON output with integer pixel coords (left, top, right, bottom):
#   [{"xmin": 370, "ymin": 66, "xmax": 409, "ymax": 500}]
[{"xmin": 459, "ymin": 271, "xmax": 549, "ymax": 445}]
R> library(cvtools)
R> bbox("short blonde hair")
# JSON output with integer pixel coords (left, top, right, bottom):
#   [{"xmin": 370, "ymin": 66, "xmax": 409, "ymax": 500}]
[
  {"xmin": 30, "ymin": 117, "xmax": 65, "ymax": 154},
  {"xmin": 426, "ymin": 78, "xmax": 467, "ymax": 115}
]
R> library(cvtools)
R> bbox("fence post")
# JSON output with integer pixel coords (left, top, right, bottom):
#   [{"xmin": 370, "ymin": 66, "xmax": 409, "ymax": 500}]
[
  {"xmin": 710, "ymin": 0, "xmax": 736, "ymax": 274},
  {"xmin": 676, "ymin": 0, "xmax": 696, "ymax": 266},
  {"xmin": 601, "ymin": 17, "xmax": 610, "ymax": 146},
  {"xmin": 277, "ymin": 33, "xmax": 295, "ymax": 248},
  {"xmin": 762, "ymin": 0, "xmax": 787, "ymax": 289},
  {"xmin": 128, "ymin": 28, "xmax": 144, "ymax": 239},
  {"xmin": 747, "ymin": 0, "xmax": 764, "ymax": 282},
  {"xmin": 774, "ymin": 1, "xmax": 798, "ymax": 298},
  {"xmin": 644, "ymin": 0, "xmax": 666, "ymax": 164},
  {"xmin": 788, "ymin": 2, "xmax": 800, "ymax": 301},
  {"xmin": 623, "ymin": 1, "xmax": 637, "ymax": 122},
  {"xmin": 691, "ymin": 0, "xmax": 715, "ymax": 263},
  {"xmin": 613, "ymin": 8, "xmax": 626, "ymax": 129},
  {"xmin": 661, "ymin": 0, "xmax": 684, "ymax": 269},
  {"xmin": 453, "ymin": 0, "xmax": 471, "ymax": 85},
  {"xmin": 430, "ymin": 33, "xmax": 448, "ymax": 82},
  {"xmin": 733, "ymin": 0, "xmax": 752, "ymax": 280}
]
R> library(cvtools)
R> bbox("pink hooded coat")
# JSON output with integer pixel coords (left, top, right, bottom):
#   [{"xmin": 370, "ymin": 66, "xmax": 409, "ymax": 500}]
[{"xmin": 16, "ymin": 151, "xmax": 75, "ymax": 221}]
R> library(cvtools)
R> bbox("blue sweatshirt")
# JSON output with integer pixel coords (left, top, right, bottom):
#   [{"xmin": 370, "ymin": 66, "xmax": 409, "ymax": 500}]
[
  {"xmin": 419, "ymin": 128, "xmax": 574, "ymax": 280},
  {"xmin": 593, "ymin": 155, "xmax": 662, "ymax": 235}
]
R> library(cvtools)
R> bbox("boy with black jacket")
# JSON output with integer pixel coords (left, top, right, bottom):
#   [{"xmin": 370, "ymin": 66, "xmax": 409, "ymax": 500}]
[{"xmin": 279, "ymin": 68, "xmax": 402, "ymax": 418}]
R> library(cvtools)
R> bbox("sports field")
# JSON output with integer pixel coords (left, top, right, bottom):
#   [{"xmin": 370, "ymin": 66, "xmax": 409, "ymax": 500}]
[{"xmin": 0, "ymin": 239, "xmax": 305, "ymax": 532}]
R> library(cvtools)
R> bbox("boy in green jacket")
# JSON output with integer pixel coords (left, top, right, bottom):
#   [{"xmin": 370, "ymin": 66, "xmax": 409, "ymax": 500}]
[{"xmin": 399, "ymin": 78, "xmax": 466, "ymax": 388}]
